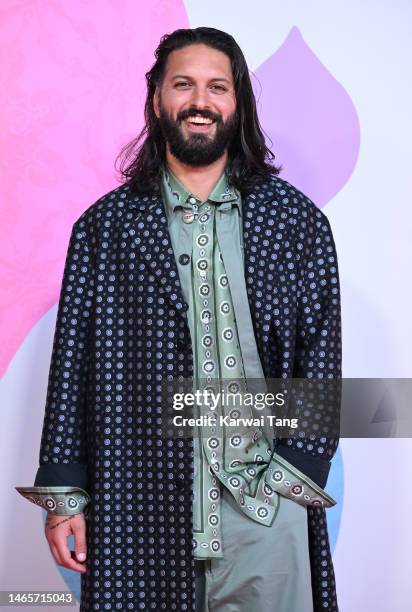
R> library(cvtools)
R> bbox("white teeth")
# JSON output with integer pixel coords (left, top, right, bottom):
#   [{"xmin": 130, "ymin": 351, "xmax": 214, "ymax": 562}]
[{"xmin": 187, "ymin": 116, "xmax": 213, "ymax": 124}]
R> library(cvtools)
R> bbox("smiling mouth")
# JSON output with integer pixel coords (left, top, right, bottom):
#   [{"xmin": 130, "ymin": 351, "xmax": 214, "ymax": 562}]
[
  {"xmin": 186, "ymin": 115, "xmax": 214, "ymax": 124},
  {"xmin": 183, "ymin": 116, "xmax": 216, "ymax": 131}
]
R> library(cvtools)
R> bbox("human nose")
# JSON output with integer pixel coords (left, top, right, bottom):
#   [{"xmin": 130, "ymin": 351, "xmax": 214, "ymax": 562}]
[{"xmin": 189, "ymin": 85, "xmax": 212, "ymax": 109}]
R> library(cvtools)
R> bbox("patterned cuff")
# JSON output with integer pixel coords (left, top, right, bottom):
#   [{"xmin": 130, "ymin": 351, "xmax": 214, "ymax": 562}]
[
  {"xmin": 265, "ymin": 452, "xmax": 337, "ymax": 508},
  {"xmin": 15, "ymin": 486, "xmax": 91, "ymax": 516},
  {"xmin": 274, "ymin": 443, "xmax": 332, "ymax": 488}
]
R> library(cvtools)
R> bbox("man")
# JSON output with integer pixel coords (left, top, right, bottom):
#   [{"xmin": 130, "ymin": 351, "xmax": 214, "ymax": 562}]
[{"xmin": 16, "ymin": 27, "xmax": 341, "ymax": 611}]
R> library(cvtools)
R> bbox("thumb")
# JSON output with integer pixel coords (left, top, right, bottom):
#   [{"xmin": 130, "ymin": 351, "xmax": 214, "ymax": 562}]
[{"xmin": 72, "ymin": 515, "xmax": 87, "ymax": 562}]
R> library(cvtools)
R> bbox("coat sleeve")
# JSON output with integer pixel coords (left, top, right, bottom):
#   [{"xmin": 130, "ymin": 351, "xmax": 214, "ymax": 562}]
[
  {"xmin": 33, "ymin": 217, "xmax": 95, "ymax": 490},
  {"xmin": 275, "ymin": 210, "xmax": 342, "ymax": 489}
]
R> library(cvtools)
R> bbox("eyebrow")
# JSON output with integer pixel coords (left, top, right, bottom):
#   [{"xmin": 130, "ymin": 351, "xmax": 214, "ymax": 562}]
[{"xmin": 171, "ymin": 75, "xmax": 232, "ymax": 84}]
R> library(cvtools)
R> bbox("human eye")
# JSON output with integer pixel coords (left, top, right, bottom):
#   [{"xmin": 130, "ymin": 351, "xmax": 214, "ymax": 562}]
[
  {"xmin": 175, "ymin": 81, "xmax": 190, "ymax": 88},
  {"xmin": 211, "ymin": 84, "xmax": 227, "ymax": 92}
]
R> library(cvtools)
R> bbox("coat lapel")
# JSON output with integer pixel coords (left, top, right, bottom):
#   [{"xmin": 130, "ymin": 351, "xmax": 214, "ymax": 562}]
[{"xmin": 123, "ymin": 193, "xmax": 189, "ymax": 322}]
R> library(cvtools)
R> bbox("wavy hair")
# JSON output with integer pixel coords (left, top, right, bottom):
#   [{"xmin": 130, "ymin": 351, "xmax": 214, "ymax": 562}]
[{"xmin": 115, "ymin": 27, "xmax": 281, "ymax": 195}]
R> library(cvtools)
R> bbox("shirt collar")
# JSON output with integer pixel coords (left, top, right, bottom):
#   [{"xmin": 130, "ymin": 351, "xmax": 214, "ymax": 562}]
[{"xmin": 160, "ymin": 162, "xmax": 242, "ymax": 217}]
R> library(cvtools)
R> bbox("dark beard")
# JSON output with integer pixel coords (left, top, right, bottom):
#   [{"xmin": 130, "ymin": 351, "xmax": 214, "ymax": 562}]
[{"xmin": 157, "ymin": 103, "xmax": 238, "ymax": 166}]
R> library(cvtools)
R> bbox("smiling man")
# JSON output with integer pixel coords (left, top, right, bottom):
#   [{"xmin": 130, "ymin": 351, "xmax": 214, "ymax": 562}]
[
  {"xmin": 153, "ymin": 43, "xmax": 238, "ymax": 178},
  {"xmin": 17, "ymin": 27, "xmax": 341, "ymax": 612}
]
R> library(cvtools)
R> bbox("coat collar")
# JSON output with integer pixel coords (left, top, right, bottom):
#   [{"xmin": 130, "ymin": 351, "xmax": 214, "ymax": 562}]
[{"xmin": 124, "ymin": 172, "xmax": 279, "ymax": 212}]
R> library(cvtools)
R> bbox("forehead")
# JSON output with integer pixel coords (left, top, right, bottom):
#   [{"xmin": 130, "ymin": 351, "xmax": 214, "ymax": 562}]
[{"xmin": 163, "ymin": 43, "xmax": 233, "ymax": 82}]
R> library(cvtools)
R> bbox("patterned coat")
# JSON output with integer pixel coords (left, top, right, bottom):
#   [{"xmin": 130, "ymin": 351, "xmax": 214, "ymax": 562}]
[{"xmin": 37, "ymin": 173, "xmax": 341, "ymax": 611}]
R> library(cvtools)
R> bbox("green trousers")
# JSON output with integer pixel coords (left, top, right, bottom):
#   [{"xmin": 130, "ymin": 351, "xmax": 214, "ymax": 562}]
[{"xmin": 195, "ymin": 486, "xmax": 314, "ymax": 612}]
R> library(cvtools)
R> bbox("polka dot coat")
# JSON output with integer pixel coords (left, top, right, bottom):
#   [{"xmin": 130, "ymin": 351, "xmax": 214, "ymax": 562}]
[{"xmin": 36, "ymin": 174, "xmax": 341, "ymax": 611}]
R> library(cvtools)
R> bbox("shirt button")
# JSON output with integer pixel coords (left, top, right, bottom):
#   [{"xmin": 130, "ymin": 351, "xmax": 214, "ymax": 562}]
[
  {"xmin": 178, "ymin": 253, "xmax": 190, "ymax": 265},
  {"xmin": 189, "ymin": 197, "xmax": 197, "ymax": 204}
]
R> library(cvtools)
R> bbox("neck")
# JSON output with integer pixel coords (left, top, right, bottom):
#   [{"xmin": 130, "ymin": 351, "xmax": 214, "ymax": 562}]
[{"xmin": 165, "ymin": 146, "xmax": 228, "ymax": 202}]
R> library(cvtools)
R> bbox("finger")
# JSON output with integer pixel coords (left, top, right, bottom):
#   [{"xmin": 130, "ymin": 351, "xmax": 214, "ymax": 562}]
[
  {"xmin": 54, "ymin": 533, "xmax": 87, "ymax": 573},
  {"xmin": 60, "ymin": 548, "xmax": 87, "ymax": 573},
  {"xmin": 49, "ymin": 542, "xmax": 62, "ymax": 566},
  {"xmin": 45, "ymin": 526, "xmax": 62, "ymax": 565},
  {"xmin": 72, "ymin": 519, "xmax": 87, "ymax": 563}
]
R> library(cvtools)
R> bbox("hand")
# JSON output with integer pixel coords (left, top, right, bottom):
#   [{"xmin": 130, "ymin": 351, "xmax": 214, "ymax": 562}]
[{"xmin": 44, "ymin": 511, "xmax": 87, "ymax": 573}]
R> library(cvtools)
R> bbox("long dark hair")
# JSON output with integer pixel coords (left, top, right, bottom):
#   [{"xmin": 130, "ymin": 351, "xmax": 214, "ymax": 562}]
[{"xmin": 115, "ymin": 27, "xmax": 281, "ymax": 195}]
